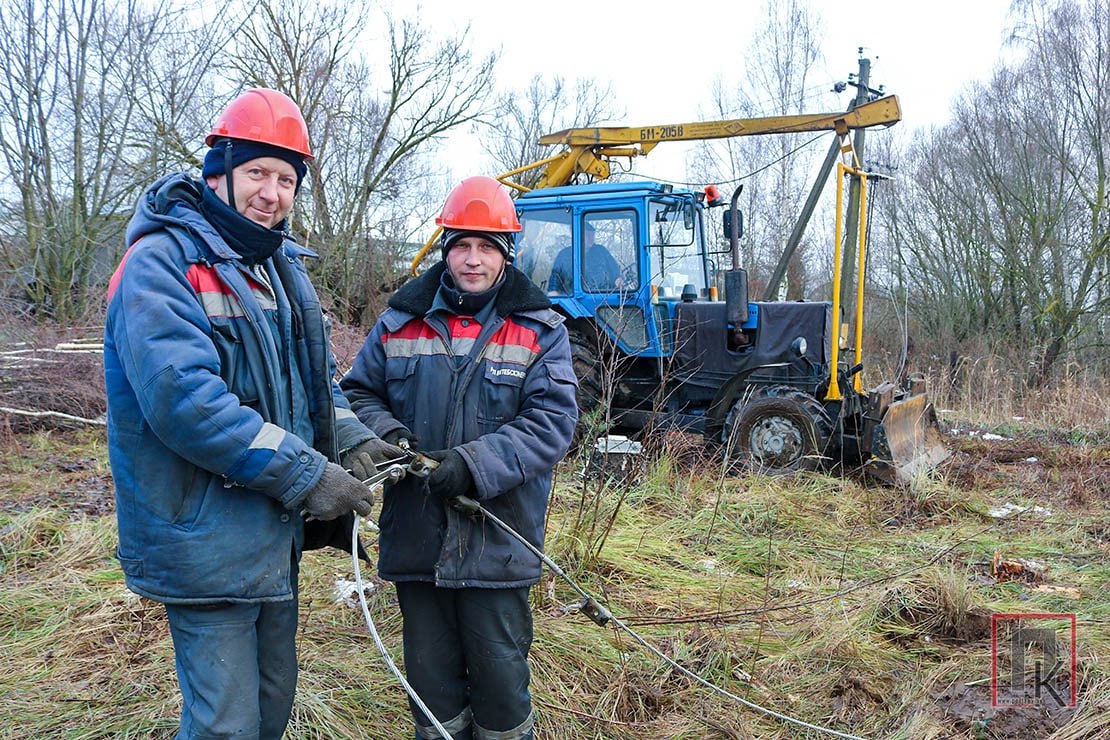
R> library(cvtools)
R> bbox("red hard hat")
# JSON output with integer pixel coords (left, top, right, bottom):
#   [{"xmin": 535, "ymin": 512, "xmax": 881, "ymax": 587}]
[
  {"xmin": 436, "ymin": 176, "xmax": 521, "ymax": 232},
  {"xmin": 205, "ymin": 88, "xmax": 314, "ymax": 160}
]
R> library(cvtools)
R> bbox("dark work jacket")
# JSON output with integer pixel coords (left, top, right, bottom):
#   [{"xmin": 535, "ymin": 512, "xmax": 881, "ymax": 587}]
[{"xmin": 341, "ymin": 263, "xmax": 578, "ymax": 588}]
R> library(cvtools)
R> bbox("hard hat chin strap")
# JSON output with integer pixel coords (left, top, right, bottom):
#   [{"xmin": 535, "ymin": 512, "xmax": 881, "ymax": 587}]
[{"xmin": 223, "ymin": 139, "xmax": 236, "ymax": 212}]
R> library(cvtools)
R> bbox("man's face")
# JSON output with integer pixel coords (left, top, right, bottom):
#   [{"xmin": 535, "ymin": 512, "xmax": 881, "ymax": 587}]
[
  {"xmin": 446, "ymin": 235, "xmax": 507, "ymax": 293},
  {"xmin": 205, "ymin": 156, "xmax": 297, "ymax": 229}
]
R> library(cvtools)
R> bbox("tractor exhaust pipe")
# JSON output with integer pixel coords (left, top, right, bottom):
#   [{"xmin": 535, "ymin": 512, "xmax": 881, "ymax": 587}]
[{"xmin": 725, "ymin": 184, "xmax": 749, "ymax": 324}]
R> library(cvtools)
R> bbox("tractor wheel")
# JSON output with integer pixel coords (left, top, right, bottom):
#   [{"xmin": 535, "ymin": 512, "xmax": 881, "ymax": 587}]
[
  {"xmin": 568, "ymin": 328, "xmax": 606, "ymax": 433},
  {"xmin": 722, "ymin": 387, "xmax": 832, "ymax": 474}
]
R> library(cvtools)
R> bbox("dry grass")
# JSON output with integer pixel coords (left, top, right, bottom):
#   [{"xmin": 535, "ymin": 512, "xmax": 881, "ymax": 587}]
[
  {"xmin": 1, "ymin": 317, "xmax": 1107, "ymax": 738},
  {"xmin": 4, "ymin": 422, "xmax": 1105, "ymax": 739}
]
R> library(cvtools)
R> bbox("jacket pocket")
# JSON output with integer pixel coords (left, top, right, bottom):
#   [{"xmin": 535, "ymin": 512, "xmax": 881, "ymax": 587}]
[
  {"xmin": 477, "ymin": 364, "xmax": 526, "ymax": 428},
  {"xmin": 210, "ymin": 317, "xmax": 260, "ymax": 408},
  {"xmin": 384, "ymin": 356, "xmax": 420, "ymax": 429},
  {"xmin": 134, "ymin": 448, "xmax": 206, "ymax": 529}
]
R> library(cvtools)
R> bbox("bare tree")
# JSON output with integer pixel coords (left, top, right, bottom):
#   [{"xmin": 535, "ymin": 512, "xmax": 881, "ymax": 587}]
[
  {"xmin": 481, "ymin": 75, "xmax": 621, "ymax": 189},
  {"xmin": 0, "ymin": 0, "xmax": 224, "ymax": 321},
  {"xmin": 228, "ymin": 0, "xmax": 498, "ymax": 324},
  {"xmin": 880, "ymin": 0, "xmax": 1109, "ymax": 384},
  {"xmin": 688, "ymin": 0, "xmax": 826, "ymax": 296}
]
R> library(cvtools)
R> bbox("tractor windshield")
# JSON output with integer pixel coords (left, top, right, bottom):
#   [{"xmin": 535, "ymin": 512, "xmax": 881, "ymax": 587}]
[
  {"xmin": 515, "ymin": 207, "xmax": 639, "ymax": 296},
  {"xmin": 648, "ymin": 197, "xmax": 707, "ymax": 299},
  {"xmin": 514, "ymin": 208, "xmax": 571, "ymax": 292}
]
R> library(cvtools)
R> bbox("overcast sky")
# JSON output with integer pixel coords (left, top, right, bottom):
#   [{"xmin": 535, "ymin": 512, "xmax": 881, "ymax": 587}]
[{"xmin": 387, "ymin": 0, "xmax": 1017, "ymax": 181}]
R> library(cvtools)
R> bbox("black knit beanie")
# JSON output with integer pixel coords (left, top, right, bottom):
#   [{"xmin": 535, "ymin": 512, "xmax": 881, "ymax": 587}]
[
  {"xmin": 440, "ymin": 228, "xmax": 515, "ymax": 263},
  {"xmin": 202, "ymin": 138, "xmax": 308, "ymax": 191}
]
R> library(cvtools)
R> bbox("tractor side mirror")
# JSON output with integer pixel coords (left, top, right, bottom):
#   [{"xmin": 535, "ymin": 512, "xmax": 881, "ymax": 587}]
[{"xmin": 722, "ymin": 210, "xmax": 743, "ymax": 240}]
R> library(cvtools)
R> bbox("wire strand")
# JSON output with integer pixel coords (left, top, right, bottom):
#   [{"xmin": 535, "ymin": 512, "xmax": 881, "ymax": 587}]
[
  {"xmin": 469, "ymin": 499, "xmax": 867, "ymax": 740},
  {"xmin": 638, "ymin": 132, "xmax": 829, "ymax": 189},
  {"xmin": 352, "ymin": 516, "xmax": 455, "ymax": 740}
]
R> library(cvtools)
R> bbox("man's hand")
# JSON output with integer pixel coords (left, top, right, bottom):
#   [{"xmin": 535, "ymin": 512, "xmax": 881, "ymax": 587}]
[
  {"xmin": 302, "ymin": 462, "xmax": 375, "ymax": 520},
  {"xmin": 382, "ymin": 427, "xmax": 419, "ymax": 450},
  {"xmin": 341, "ymin": 437, "xmax": 406, "ymax": 481},
  {"xmin": 424, "ymin": 449, "xmax": 474, "ymax": 500}
]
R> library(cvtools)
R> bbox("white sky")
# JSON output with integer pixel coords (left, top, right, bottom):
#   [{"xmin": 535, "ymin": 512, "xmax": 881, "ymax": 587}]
[{"xmin": 392, "ymin": 0, "xmax": 1017, "ymax": 182}]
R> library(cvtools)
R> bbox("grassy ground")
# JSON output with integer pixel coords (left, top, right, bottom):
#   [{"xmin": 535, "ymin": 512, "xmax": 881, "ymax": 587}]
[{"xmin": 0, "ymin": 418, "xmax": 1106, "ymax": 739}]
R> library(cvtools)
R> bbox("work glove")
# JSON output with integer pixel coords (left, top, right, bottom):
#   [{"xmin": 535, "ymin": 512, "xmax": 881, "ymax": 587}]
[
  {"xmin": 341, "ymin": 437, "xmax": 406, "ymax": 482},
  {"xmin": 382, "ymin": 427, "xmax": 419, "ymax": 451},
  {"xmin": 424, "ymin": 449, "xmax": 475, "ymax": 501},
  {"xmin": 302, "ymin": 462, "xmax": 375, "ymax": 520}
]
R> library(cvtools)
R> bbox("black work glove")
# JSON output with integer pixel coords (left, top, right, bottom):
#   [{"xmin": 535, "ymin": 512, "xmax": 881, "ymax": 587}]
[
  {"xmin": 424, "ymin": 449, "xmax": 474, "ymax": 501},
  {"xmin": 382, "ymin": 427, "xmax": 419, "ymax": 450},
  {"xmin": 341, "ymin": 437, "xmax": 406, "ymax": 481},
  {"xmin": 302, "ymin": 462, "xmax": 375, "ymax": 520}
]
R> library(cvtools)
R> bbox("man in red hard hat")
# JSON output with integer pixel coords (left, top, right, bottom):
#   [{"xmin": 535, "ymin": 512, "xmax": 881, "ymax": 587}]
[
  {"xmin": 342, "ymin": 176, "xmax": 579, "ymax": 739},
  {"xmin": 104, "ymin": 88, "xmax": 404, "ymax": 738}
]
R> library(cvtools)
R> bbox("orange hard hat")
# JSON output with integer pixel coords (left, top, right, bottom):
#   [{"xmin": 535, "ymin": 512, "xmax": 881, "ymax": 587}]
[
  {"xmin": 206, "ymin": 88, "xmax": 313, "ymax": 160},
  {"xmin": 436, "ymin": 176, "xmax": 521, "ymax": 233}
]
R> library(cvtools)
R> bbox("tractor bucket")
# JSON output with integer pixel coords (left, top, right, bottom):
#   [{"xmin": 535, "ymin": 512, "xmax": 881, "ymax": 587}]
[{"xmin": 867, "ymin": 393, "xmax": 949, "ymax": 485}]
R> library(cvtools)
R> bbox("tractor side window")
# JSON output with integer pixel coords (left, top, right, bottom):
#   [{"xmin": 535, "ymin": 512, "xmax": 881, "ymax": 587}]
[
  {"xmin": 515, "ymin": 208, "xmax": 572, "ymax": 292},
  {"xmin": 581, "ymin": 211, "xmax": 638, "ymax": 294}
]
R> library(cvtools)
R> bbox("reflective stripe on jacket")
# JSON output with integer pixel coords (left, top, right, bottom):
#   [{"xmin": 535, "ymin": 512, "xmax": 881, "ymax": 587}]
[
  {"xmin": 341, "ymin": 263, "xmax": 578, "ymax": 588},
  {"xmin": 104, "ymin": 173, "xmax": 373, "ymax": 603}
]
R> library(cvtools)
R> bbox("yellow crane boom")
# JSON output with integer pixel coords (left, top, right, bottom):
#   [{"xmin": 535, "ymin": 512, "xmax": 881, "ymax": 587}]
[
  {"xmin": 412, "ymin": 95, "xmax": 902, "ymax": 271},
  {"xmin": 527, "ymin": 95, "xmax": 901, "ymax": 190}
]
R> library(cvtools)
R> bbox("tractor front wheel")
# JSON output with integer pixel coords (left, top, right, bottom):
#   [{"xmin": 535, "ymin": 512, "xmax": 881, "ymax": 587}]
[{"xmin": 722, "ymin": 387, "xmax": 832, "ymax": 474}]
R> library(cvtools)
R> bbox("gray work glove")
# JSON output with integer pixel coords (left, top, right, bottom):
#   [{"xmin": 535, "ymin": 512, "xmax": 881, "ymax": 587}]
[
  {"xmin": 302, "ymin": 462, "xmax": 375, "ymax": 520},
  {"xmin": 341, "ymin": 437, "xmax": 406, "ymax": 481}
]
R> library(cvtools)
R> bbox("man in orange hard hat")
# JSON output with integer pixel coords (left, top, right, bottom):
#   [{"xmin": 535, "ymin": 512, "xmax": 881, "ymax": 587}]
[
  {"xmin": 104, "ymin": 88, "xmax": 404, "ymax": 738},
  {"xmin": 342, "ymin": 176, "xmax": 579, "ymax": 739}
]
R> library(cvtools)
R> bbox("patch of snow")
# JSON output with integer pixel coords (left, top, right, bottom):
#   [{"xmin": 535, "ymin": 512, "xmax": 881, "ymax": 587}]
[
  {"xmin": 334, "ymin": 576, "xmax": 375, "ymax": 608},
  {"xmin": 988, "ymin": 502, "xmax": 1052, "ymax": 518},
  {"xmin": 981, "ymin": 432, "xmax": 1009, "ymax": 441},
  {"xmin": 1024, "ymin": 457, "xmax": 1039, "ymax": 464}
]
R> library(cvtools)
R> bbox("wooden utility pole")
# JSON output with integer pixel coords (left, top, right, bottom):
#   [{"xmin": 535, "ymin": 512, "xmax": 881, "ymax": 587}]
[{"xmin": 839, "ymin": 53, "xmax": 872, "ymax": 319}]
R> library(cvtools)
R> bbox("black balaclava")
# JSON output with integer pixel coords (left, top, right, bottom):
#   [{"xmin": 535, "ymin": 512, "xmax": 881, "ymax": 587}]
[
  {"xmin": 439, "ymin": 228, "xmax": 515, "ymax": 263},
  {"xmin": 198, "ymin": 184, "xmax": 285, "ymax": 266},
  {"xmin": 439, "ymin": 267, "xmax": 506, "ymax": 315}
]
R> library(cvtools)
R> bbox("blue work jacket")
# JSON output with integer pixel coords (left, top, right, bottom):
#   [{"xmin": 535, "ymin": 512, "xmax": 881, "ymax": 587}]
[
  {"xmin": 104, "ymin": 174, "xmax": 373, "ymax": 604},
  {"xmin": 341, "ymin": 263, "xmax": 578, "ymax": 588}
]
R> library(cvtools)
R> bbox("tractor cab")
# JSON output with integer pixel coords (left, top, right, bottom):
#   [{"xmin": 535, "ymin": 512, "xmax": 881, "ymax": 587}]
[{"xmin": 514, "ymin": 181, "xmax": 717, "ymax": 360}]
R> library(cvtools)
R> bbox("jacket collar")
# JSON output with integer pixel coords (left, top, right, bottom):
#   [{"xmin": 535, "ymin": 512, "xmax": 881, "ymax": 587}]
[{"xmin": 388, "ymin": 262, "xmax": 551, "ymax": 318}]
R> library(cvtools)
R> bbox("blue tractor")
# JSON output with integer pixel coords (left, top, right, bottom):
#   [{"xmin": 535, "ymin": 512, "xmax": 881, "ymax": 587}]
[{"xmin": 411, "ymin": 96, "xmax": 947, "ymax": 482}]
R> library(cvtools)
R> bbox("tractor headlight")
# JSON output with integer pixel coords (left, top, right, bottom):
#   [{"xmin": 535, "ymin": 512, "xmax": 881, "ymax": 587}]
[{"xmin": 791, "ymin": 337, "xmax": 807, "ymax": 357}]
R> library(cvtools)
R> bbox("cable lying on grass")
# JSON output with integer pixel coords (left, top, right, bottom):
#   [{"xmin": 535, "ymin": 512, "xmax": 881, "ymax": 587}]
[
  {"xmin": 447, "ymin": 494, "xmax": 868, "ymax": 740},
  {"xmin": 347, "ymin": 466, "xmax": 868, "ymax": 740}
]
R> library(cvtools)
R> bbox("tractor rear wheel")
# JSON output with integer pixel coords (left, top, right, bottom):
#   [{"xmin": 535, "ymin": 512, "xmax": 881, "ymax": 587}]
[
  {"xmin": 722, "ymin": 386, "xmax": 832, "ymax": 474},
  {"xmin": 569, "ymin": 329, "xmax": 603, "ymax": 415}
]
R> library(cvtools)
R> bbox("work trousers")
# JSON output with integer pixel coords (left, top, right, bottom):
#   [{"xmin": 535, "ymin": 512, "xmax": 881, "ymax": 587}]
[
  {"xmin": 396, "ymin": 582, "xmax": 535, "ymax": 740},
  {"xmin": 164, "ymin": 576, "xmax": 299, "ymax": 739}
]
